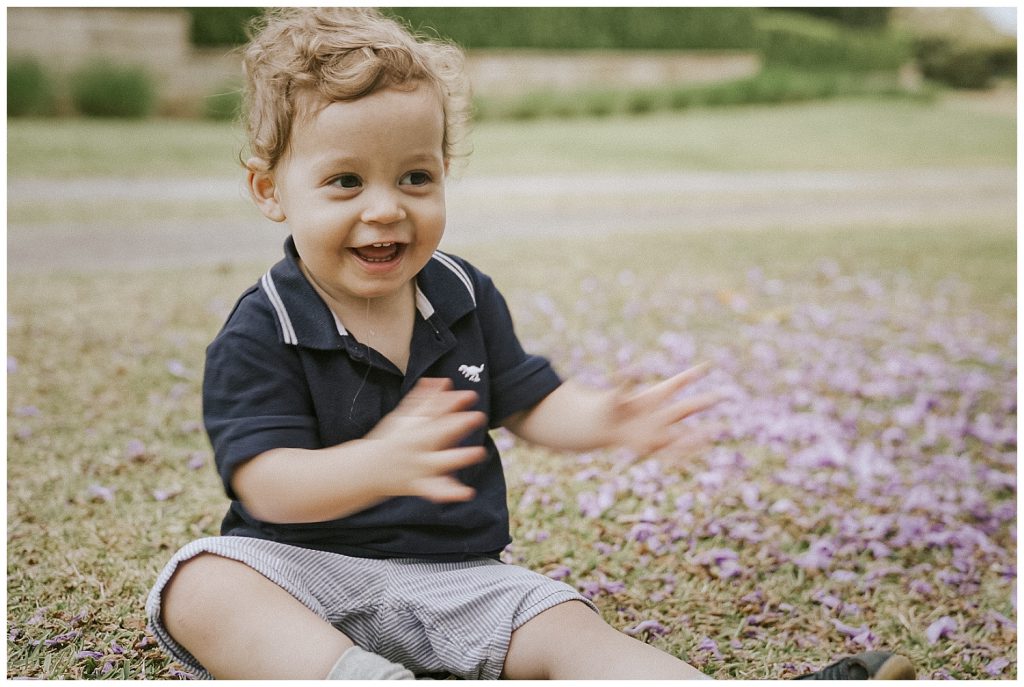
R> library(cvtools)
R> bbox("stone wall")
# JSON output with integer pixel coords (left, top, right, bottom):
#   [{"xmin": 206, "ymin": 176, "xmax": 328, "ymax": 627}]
[{"xmin": 8, "ymin": 7, "xmax": 761, "ymax": 117}]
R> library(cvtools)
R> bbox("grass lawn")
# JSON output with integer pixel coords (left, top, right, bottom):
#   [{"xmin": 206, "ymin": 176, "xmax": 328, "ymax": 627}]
[
  {"xmin": 7, "ymin": 97, "xmax": 1016, "ymax": 180},
  {"xmin": 7, "ymin": 95, "xmax": 1016, "ymax": 679}
]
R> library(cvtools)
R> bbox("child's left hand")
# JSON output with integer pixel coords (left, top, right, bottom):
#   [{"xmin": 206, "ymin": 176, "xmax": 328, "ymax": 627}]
[
  {"xmin": 600, "ymin": 362, "xmax": 723, "ymax": 457},
  {"xmin": 505, "ymin": 361, "xmax": 724, "ymax": 458}
]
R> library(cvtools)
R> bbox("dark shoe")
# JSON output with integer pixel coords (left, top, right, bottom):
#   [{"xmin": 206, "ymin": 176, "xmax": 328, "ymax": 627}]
[{"xmin": 794, "ymin": 652, "xmax": 916, "ymax": 680}]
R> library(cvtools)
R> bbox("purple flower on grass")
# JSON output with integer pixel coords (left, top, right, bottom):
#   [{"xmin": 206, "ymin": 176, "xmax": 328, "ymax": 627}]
[
  {"xmin": 545, "ymin": 566, "xmax": 571, "ymax": 581},
  {"xmin": 124, "ymin": 439, "xmax": 147, "ymax": 461},
  {"xmin": 76, "ymin": 650, "xmax": 104, "ymax": 660},
  {"xmin": 166, "ymin": 360, "xmax": 190, "ymax": 379},
  {"xmin": 926, "ymin": 616, "xmax": 957, "ymax": 644},
  {"xmin": 44, "ymin": 630, "xmax": 81, "ymax": 647},
  {"xmin": 87, "ymin": 484, "xmax": 115, "ymax": 503},
  {"xmin": 110, "ymin": 641, "xmax": 125, "ymax": 655},
  {"xmin": 153, "ymin": 487, "xmax": 182, "ymax": 502},
  {"xmin": 984, "ymin": 658, "xmax": 1010, "ymax": 676},
  {"xmin": 8, "ymin": 356, "xmax": 18, "ymax": 374},
  {"xmin": 696, "ymin": 636, "xmax": 722, "ymax": 659},
  {"xmin": 625, "ymin": 619, "xmax": 670, "ymax": 637},
  {"xmin": 187, "ymin": 452, "xmax": 207, "ymax": 470}
]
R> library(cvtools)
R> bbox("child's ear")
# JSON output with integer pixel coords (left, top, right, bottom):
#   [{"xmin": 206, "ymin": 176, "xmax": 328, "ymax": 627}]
[{"xmin": 246, "ymin": 157, "xmax": 286, "ymax": 223}]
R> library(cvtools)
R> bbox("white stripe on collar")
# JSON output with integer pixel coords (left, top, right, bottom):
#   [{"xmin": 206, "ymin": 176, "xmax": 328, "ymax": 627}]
[
  {"xmin": 431, "ymin": 251, "xmax": 476, "ymax": 305},
  {"xmin": 261, "ymin": 272, "xmax": 298, "ymax": 345},
  {"xmin": 264, "ymin": 273, "xmax": 440, "ymax": 345}
]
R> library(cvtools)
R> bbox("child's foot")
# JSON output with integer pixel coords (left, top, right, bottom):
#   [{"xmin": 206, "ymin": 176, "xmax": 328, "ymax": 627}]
[{"xmin": 793, "ymin": 651, "xmax": 916, "ymax": 680}]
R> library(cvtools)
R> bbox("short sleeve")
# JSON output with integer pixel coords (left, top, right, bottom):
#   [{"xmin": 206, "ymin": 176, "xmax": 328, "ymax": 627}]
[
  {"xmin": 473, "ymin": 271, "xmax": 562, "ymax": 425},
  {"xmin": 202, "ymin": 301, "xmax": 320, "ymax": 500}
]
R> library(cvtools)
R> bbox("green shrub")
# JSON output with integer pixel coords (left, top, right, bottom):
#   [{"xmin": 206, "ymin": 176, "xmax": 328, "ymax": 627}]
[
  {"xmin": 916, "ymin": 37, "xmax": 1017, "ymax": 89},
  {"xmin": 203, "ymin": 84, "xmax": 243, "ymax": 121},
  {"xmin": 188, "ymin": 7, "xmax": 261, "ymax": 47},
  {"xmin": 389, "ymin": 7, "xmax": 760, "ymax": 50},
  {"xmin": 71, "ymin": 61, "xmax": 155, "ymax": 118},
  {"xmin": 757, "ymin": 11, "xmax": 911, "ymax": 72},
  {"xmin": 8, "ymin": 58, "xmax": 57, "ymax": 117}
]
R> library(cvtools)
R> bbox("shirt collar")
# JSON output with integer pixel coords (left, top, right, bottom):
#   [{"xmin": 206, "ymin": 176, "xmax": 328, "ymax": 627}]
[{"xmin": 261, "ymin": 237, "xmax": 476, "ymax": 349}]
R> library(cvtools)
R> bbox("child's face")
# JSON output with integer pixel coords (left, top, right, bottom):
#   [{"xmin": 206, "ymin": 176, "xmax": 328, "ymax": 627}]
[{"xmin": 251, "ymin": 84, "xmax": 447, "ymax": 308}]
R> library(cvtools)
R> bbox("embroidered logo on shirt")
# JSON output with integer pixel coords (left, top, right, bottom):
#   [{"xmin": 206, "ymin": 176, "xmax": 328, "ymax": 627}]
[{"xmin": 458, "ymin": 364, "xmax": 485, "ymax": 383}]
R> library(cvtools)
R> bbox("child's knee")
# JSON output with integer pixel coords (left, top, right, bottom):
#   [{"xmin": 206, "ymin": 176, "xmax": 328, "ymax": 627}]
[{"xmin": 161, "ymin": 553, "xmax": 248, "ymax": 632}]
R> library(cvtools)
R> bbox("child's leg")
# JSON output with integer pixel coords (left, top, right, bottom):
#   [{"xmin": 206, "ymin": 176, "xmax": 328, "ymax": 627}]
[
  {"xmin": 161, "ymin": 552, "xmax": 356, "ymax": 679},
  {"xmin": 502, "ymin": 600, "xmax": 711, "ymax": 680}
]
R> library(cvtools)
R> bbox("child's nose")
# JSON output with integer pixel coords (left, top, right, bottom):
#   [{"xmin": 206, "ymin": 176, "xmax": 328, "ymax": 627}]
[{"xmin": 360, "ymin": 189, "xmax": 407, "ymax": 225}]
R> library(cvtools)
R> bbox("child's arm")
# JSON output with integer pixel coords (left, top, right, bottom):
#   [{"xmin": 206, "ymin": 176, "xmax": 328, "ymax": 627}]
[
  {"xmin": 232, "ymin": 378, "xmax": 487, "ymax": 524},
  {"xmin": 503, "ymin": 362, "xmax": 721, "ymax": 455}
]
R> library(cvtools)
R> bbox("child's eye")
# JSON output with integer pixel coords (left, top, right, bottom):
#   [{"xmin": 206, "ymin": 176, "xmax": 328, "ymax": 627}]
[
  {"xmin": 399, "ymin": 171, "xmax": 431, "ymax": 186},
  {"xmin": 331, "ymin": 174, "xmax": 362, "ymax": 189}
]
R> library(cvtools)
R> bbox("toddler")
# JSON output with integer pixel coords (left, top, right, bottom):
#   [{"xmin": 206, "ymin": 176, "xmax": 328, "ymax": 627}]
[{"xmin": 146, "ymin": 8, "xmax": 914, "ymax": 680}]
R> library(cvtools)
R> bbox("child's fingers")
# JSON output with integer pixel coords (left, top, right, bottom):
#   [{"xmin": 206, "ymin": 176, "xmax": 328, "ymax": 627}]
[
  {"xmin": 421, "ymin": 410, "xmax": 488, "ymax": 448},
  {"xmin": 428, "ymin": 445, "xmax": 488, "ymax": 474},
  {"xmin": 620, "ymin": 362, "xmax": 712, "ymax": 415},
  {"xmin": 415, "ymin": 475, "xmax": 477, "ymax": 503},
  {"xmin": 395, "ymin": 380, "xmax": 479, "ymax": 418},
  {"xmin": 659, "ymin": 390, "xmax": 726, "ymax": 425}
]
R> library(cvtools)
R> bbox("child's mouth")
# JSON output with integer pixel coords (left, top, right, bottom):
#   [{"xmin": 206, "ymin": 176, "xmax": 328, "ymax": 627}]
[{"xmin": 350, "ymin": 242, "xmax": 404, "ymax": 264}]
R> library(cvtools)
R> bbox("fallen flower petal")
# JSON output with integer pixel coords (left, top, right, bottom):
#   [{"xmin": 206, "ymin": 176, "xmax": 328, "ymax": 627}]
[
  {"xmin": 926, "ymin": 616, "xmax": 957, "ymax": 644},
  {"xmin": 625, "ymin": 619, "xmax": 670, "ymax": 637},
  {"xmin": 984, "ymin": 658, "xmax": 1010, "ymax": 676}
]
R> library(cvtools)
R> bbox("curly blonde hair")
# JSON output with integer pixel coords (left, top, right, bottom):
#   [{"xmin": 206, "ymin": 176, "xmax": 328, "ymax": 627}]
[{"xmin": 242, "ymin": 7, "xmax": 471, "ymax": 169}]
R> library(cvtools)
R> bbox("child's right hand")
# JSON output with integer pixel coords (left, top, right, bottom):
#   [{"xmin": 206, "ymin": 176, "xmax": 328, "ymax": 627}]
[{"xmin": 365, "ymin": 377, "xmax": 488, "ymax": 503}]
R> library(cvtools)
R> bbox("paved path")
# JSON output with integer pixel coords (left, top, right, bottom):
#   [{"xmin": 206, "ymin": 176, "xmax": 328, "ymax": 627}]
[{"xmin": 8, "ymin": 166, "xmax": 1015, "ymax": 273}]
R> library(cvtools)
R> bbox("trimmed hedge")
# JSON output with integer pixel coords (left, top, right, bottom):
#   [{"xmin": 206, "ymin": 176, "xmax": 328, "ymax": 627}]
[
  {"xmin": 8, "ymin": 57, "xmax": 57, "ymax": 117},
  {"xmin": 388, "ymin": 7, "xmax": 760, "ymax": 50},
  {"xmin": 757, "ymin": 11, "xmax": 911, "ymax": 72},
  {"xmin": 916, "ymin": 37, "xmax": 1017, "ymax": 89},
  {"xmin": 473, "ymin": 68, "xmax": 926, "ymax": 121},
  {"xmin": 70, "ymin": 61, "xmax": 156, "ymax": 118},
  {"xmin": 188, "ymin": 7, "xmax": 261, "ymax": 47}
]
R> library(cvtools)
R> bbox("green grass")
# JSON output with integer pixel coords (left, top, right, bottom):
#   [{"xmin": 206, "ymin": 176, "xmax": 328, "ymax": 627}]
[
  {"xmin": 8, "ymin": 96, "xmax": 1015, "ymax": 179},
  {"xmin": 6, "ymin": 94, "xmax": 1016, "ymax": 679},
  {"xmin": 7, "ymin": 221, "xmax": 1015, "ymax": 679}
]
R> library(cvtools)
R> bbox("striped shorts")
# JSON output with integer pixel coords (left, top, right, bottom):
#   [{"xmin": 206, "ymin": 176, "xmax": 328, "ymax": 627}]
[{"xmin": 146, "ymin": 536, "xmax": 597, "ymax": 679}]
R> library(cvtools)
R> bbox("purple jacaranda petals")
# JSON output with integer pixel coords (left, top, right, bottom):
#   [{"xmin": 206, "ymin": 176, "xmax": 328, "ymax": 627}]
[
  {"xmin": 8, "ymin": 627, "xmax": 20, "ymax": 641},
  {"xmin": 166, "ymin": 360, "xmax": 190, "ymax": 379},
  {"xmin": 14, "ymin": 405, "xmax": 40, "ymax": 417},
  {"xmin": 984, "ymin": 658, "xmax": 1010, "ymax": 676},
  {"xmin": 692, "ymin": 548, "xmax": 738, "ymax": 566},
  {"xmin": 926, "ymin": 616, "xmax": 957, "ymax": 644},
  {"xmin": 124, "ymin": 439, "xmax": 146, "ymax": 461},
  {"xmin": 7, "ymin": 356, "xmax": 18, "ymax": 373},
  {"xmin": 830, "ymin": 619, "xmax": 868, "ymax": 638},
  {"xmin": 76, "ymin": 650, "xmax": 104, "ymax": 660},
  {"xmin": 909, "ymin": 579, "xmax": 933, "ymax": 596},
  {"xmin": 830, "ymin": 570, "xmax": 858, "ymax": 583},
  {"xmin": 545, "ymin": 566, "xmax": 571, "ymax": 581},
  {"xmin": 135, "ymin": 636, "xmax": 156, "ymax": 650},
  {"xmin": 812, "ymin": 590, "xmax": 842, "ymax": 610},
  {"xmin": 168, "ymin": 667, "xmax": 195, "ymax": 679},
  {"xmin": 87, "ymin": 485, "xmax": 114, "ymax": 503},
  {"xmin": 696, "ymin": 636, "xmax": 723, "ymax": 658},
  {"xmin": 44, "ymin": 630, "xmax": 81, "ymax": 646},
  {"xmin": 187, "ymin": 451, "xmax": 207, "ymax": 470},
  {"xmin": 26, "ymin": 608, "xmax": 47, "ymax": 626},
  {"xmin": 152, "ymin": 487, "xmax": 182, "ymax": 502},
  {"xmin": 625, "ymin": 619, "xmax": 670, "ymax": 637},
  {"xmin": 794, "ymin": 540, "xmax": 834, "ymax": 571},
  {"xmin": 110, "ymin": 641, "xmax": 125, "ymax": 655},
  {"xmin": 101, "ymin": 662, "xmax": 116, "ymax": 675}
]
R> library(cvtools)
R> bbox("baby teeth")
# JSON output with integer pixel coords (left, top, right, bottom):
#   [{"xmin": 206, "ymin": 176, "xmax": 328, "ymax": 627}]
[{"xmin": 372, "ymin": 242, "xmax": 394, "ymax": 248}]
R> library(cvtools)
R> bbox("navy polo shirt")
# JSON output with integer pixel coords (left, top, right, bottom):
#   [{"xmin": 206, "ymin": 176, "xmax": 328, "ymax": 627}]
[{"xmin": 203, "ymin": 237, "xmax": 562, "ymax": 559}]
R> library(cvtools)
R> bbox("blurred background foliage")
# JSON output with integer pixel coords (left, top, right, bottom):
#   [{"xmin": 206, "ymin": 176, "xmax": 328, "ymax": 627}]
[{"xmin": 7, "ymin": 7, "xmax": 1016, "ymax": 120}]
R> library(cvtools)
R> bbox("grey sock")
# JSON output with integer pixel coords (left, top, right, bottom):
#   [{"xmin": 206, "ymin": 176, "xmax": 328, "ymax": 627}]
[{"xmin": 326, "ymin": 646, "xmax": 416, "ymax": 680}]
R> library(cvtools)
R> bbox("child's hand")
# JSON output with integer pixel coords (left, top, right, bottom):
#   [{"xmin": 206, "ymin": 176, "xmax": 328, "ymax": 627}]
[
  {"xmin": 605, "ymin": 362, "xmax": 723, "ymax": 458},
  {"xmin": 365, "ymin": 377, "xmax": 488, "ymax": 503}
]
